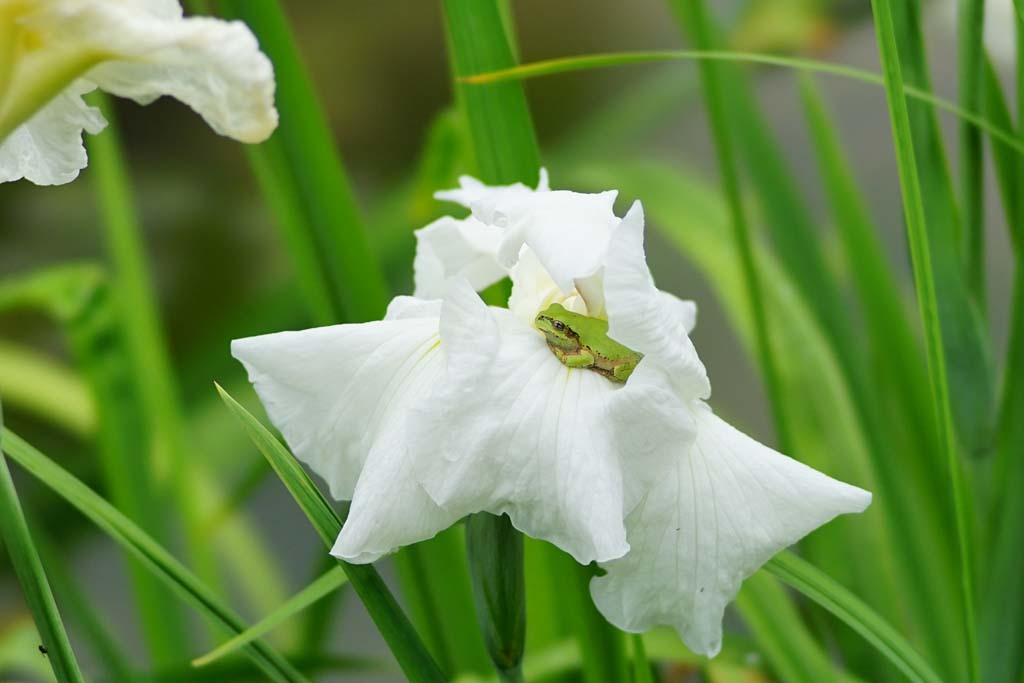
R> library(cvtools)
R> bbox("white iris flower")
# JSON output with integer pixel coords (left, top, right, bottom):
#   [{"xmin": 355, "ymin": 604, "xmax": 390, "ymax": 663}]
[
  {"xmin": 0, "ymin": 0, "xmax": 278, "ymax": 185},
  {"xmin": 232, "ymin": 172, "xmax": 871, "ymax": 658}
]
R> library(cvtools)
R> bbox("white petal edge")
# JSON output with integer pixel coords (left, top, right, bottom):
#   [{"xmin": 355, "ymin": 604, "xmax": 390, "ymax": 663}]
[
  {"xmin": 412, "ymin": 215, "xmax": 507, "ymax": 299},
  {"xmin": 32, "ymin": 2, "xmax": 278, "ymax": 143},
  {"xmin": 231, "ymin": 308, "xmax": 441, "ymax": 502},
  {"xmin": 434, "ymin": 168, "xmax": 549, "ymax": 217},
  {"xmin": 591, "ymin": 402, "xmax": 871, "ymax": 657},
  {"xmin": 604, "ymin": 200, "xmax": 710, "ymax": 400},
  {"xmin": 494, "ymin": 190, "xmax": 620, "ymax": 293},
  {"xmin": 0, "ymin": 82, "xmax": 105, "ymax": 185}
]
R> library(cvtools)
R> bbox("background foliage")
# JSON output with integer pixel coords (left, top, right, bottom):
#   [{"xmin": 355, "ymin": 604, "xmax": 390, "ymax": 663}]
[{"xmin": 0, "ymin": 1, "xmax": 1020, "ymax": 682}]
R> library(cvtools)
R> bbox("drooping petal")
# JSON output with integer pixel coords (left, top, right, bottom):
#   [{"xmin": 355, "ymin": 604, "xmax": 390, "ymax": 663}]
[
  {"xmin": 413, "ymin": 282, "xmax": 630, "ymax": 564},
  {"xmin": 231, "ymin": 308, "xmax": 442, "ymax": 502},
  {"xmin": 604, "ymin": 201, "xmax": 710, "ymax": 400},
  {"xmin": 0, "ymin": 82, "xmax": 105, "ymax": 185},
  {"xmin": 87, "ymin": 27, "xmax": 276, "ymax": 143},
  {"xmin": 29, "ymin": 0, "xmax": 277, "ymax": 143},
  {"xmin": 413, "ymin": 215, "xmax": 506, "ymax": 298},
  {"xmin": 591, "ymin": 402, "xmax": 871, "ymax": 657}
]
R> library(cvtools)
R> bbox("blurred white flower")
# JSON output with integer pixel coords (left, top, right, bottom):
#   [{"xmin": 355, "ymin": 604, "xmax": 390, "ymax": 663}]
[
  {"xmin": 232, "ymin": 172, "xmax": 871, "ymax": 657},
  {"xmin": 938, "ymin": 0, "xmax": 1017, "ymax": 67},
  {"xmin": 0, "ymin": 0, "xmax": 278, "ymax": 185}
]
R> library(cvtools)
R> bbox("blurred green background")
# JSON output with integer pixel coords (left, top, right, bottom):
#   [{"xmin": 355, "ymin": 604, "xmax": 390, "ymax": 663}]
[{"xmin": 0, "ymin": 1, "xmax": 1017, "ymax": 680}]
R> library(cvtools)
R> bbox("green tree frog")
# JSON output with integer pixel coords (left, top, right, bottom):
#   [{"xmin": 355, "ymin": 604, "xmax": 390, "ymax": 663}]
[{"xmin": 534, "ymin": 303, "xmax": 643, "ymax": 383}]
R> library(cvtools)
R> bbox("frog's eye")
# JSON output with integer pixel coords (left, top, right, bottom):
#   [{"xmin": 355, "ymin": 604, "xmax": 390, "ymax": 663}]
[{"xmin": 552, "ymin": 320, "xmax": 566, "ymax": 332}]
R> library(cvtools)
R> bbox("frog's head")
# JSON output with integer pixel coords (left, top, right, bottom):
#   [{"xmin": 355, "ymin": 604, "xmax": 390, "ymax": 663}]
[{"xmin": 535, "ymin": 303, "xmax": 580, "ymax": 351}]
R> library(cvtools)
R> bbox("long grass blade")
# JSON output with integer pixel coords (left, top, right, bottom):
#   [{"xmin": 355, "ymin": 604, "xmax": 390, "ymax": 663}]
[
  {"xmin": 766, "ymin": 553, "xmax": 941, "ymax": 683},
  {"xmin": 214, "ymin": 384, "xmax": 447, "ymax": 683},
  {"xmin": 194, "ymin": 566, "xmax": 349, "ymax": 668},
  {"xmin": 35, "ymin": 534, "xmax": 135, "ymax": 682},
  {"xmin": 958, "ymin": 0, "xmax": 987, "ymax": 301},
  {"xmin": 0, "ymin": 429, "xmax": 309, "ymax": 683},
  {"xmin": 0, "ymin": 406, "xmax": 85, "ymax": 683},
  {"xmin": 889, "ymin": 0, "xmax": 995, "ymax": 463},
  {"xmin": 869, "ymin": 2, "xmax": 979, "ymax": 680},
  {"xmin": 442, "ymin": 0, "xmax": 541, "ymax": 185},
  {"xmin": 219, "ymin": 0, "xmax": 389, "ymax": 323},
  {"xmin": 464, "ymin": 50, "xmax": 1024, "ymax": 160},
  {"xmin": 629, "ymin": 634, "xmax": 653, "ymax": 683},
  {"xmin": 666, "ymin": 0, "xmax": 791, "ymax": 449}
]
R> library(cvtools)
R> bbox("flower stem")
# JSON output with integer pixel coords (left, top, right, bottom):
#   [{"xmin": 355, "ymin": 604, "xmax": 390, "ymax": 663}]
[{"xmin": 466, "ymin": 513, "xmax": 526, "ymax": 681}]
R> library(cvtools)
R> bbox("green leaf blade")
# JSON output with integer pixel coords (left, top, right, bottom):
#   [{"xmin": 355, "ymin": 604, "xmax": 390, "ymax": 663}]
[
  {"xmin": 194, "ymin": 565, "xmax": 349, "ymax": 668},
  {"xmin": 0, "ymin": 429, "xmax": 309, "ymax": 683},
  {"xmin": 0, "ymin": 407, "xmax": 85, "ymax": 683},
  {"xmin": 214, "ymin": 384, "xmax": 447, "ymax": 683}
]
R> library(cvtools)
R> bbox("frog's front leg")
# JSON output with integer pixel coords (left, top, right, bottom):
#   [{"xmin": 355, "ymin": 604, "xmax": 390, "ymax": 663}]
[
  {"xmin": 560, "ymin": 348, "xmax": 596, "ymax": 369},
  {"xmin": 612, "ymin": 359, "xmax": 639, "ymax": 383}
]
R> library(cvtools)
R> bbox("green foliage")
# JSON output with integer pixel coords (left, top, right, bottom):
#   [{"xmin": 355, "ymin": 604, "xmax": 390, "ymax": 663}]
[
  {"xmin": 0, "ymin": 430, "xmax": 307, "ymax": 682},
  {"xmin": 220, "ymin": 0, "xmax": 389, "ymax": 323},
  {"xmin": 194, "ymin": 566, "xmax": 349, "ymax": 668},
  {"xmin": 214, "ymin": 384, "xmax": 447, "ymax": 683},
  {"xmin": 0, "ymin": 407, "xmax": 84, "ymax": 683},
  {"xmin": 870, "ymin": 2, "xmax": 979, "ymax": 679}
]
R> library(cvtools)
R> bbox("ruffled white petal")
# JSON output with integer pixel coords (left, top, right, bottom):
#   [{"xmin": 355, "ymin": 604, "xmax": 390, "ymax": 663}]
[
  {"xmin": 604, "ymin": 201, "xmax": 710, "ymax": 400},
  {"xmin": 0, "ymin": 82, "xmax": 105, "ymax": 185},
  {"xmin": 493, "ymin": 190, "xmax": 620, "ymax": 293},
  {"xmin": 85, "ymin": 22, "xmax": 277, "ymax": 142},
  {"xmin": 230, "ymin": 310, "xmax": 442, "ymax": 502},
  {"xmin": 413, "ymin": 282, "xmax": 630, "ymax": 564},
  {"xmin": 435, "ymin": 168, "xmax": 549, "ymax": 219},
  {"xmin": 591, "ymin": 402, "xmax": 871, "ymax": 657},
  {"xmin": 413, "ymin": 216, "xmax": 506, "ymax": 299},
  {"xmin": 24, "ymin": 0, "xmax": 277, "ymax": 143}
]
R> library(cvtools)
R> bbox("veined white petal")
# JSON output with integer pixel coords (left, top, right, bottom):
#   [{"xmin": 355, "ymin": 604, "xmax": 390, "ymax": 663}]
[
  {"xmin": 659, "ymin": 292, "xmax": 697, "ymax": 334},
  {"xmin": 0, "ymin": 81, "xmax": 105, "ymax": 185},
  {"xmin": 591, "ymin": 402, "xmax": 871, "ymax": 657},
  {"xmin": 604, "ymin": 201, "xmax": 710, "ymax": 400},
  {"xmin": 385, "ymin": 295, "xmax": 442, "ymax": 321},
  {"xmin": 494, "ymin": 190, "xmax": 620, "ymax": 292},
  {"xmin": 27, "ymin": 0, "xmax": 277, "ymax": 143},
  {"xmin": 413, "ymin": 215, "xmax": 506, "ymax": 299},
  {"xmin": 231, "ymin": 310, "xmax": 442, "ymax": 502},
  {"xmin": 435, "ymin": 168, "xmax": 549, "ymax": 219},
  {"xmin": 413, "ymin": 284, "xmax": 630, "ymax": 564}
]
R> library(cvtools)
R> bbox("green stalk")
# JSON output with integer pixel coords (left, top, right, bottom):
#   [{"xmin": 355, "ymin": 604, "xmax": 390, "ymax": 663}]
[
  {"xmin": 219, "ymin": 0, "xmax": 389, "ymax": 323},
  {"xmin": 629, "ymin": 634, "xmax": 653, "ymax": 683},
  {"xmin": 86, "ymin": 95, "xmax": 213, "ymax": 655},
  {"xmin": 0, "ymin": 406, "xmax": 84, "ymax": 683},
  {"xmin": 665, "ymin": 0, "xmax": 792, "ymax": 449},
  {"xmin": 958, "ymin": 0, "xmax": 986, "ymax": 303},
  {"xmin": 466, "ymin": 514, "xmax": 525, "ymax": 683},
  {"xmin": 869, "ymin": 2, "xmax": 979, "ymax": 680},
  {"xmin": 214, "ymin": 384, "xmax": 447, "ymax": 683},
  {"xmin": 442, "ymin": 0, "xmax": 541, "ymax": 184},
  {"xmin": 1, "ymin": 429, "xmax": 307, "ymax": 683}
]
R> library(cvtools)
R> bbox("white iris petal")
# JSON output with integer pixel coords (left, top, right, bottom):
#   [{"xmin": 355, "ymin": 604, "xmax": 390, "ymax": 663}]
[
  {"xmin": 0, "ymin": 0, "xmax": 277, "ymax": 185},
  {"xmin": 591, "ymin": 402, "xmax": 872, "ymax": 657},
  {"xmin": 0, "ymin": 82, "xmax": 105, "ymax": 185},
  {"xmin": 412, "ymin": 281, "xmax": 631, "ymax": 564},
  {"xmin": 413, "ymin": 215, "xmax": 506, "ymax": 299}
]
